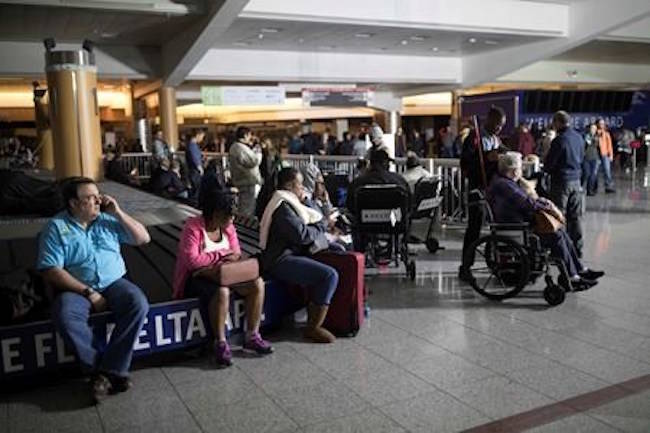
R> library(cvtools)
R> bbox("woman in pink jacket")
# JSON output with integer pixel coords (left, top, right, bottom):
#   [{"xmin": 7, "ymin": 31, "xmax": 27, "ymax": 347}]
[{"xmin": 173, "ymin": 187, "xmax": 272, "ymax": 367}]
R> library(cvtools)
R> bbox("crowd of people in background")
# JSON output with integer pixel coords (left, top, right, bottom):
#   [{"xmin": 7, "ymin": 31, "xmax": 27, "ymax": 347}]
[
  {"xmin": 3, "ymin": 110, "xmax": 645, "ymax": 402},
  {"xmin": 0, "ymin": 136, "xmax": 36, "ymax": 169}
]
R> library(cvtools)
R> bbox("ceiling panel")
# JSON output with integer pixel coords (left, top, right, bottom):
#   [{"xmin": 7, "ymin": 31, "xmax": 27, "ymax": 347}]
[
  {"xmin": 212, "ymin": 18, "xmax": 551, "ymax": 56},
  {"xmin": 554, "ymin": 40, "xmax": 650, "ymax": 64},
  {"xmin": 0, "ymin": 4, "xmax": 196, "ymax": 46}
]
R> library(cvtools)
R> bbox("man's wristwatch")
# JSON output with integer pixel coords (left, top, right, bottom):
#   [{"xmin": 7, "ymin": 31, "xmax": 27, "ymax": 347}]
[{"xmin": 82, "ymin": 287, "xmax": 95, "ymax": 298}]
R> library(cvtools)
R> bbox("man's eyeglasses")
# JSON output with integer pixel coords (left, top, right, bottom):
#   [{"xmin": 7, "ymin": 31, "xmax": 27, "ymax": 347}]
[{"xmin": 77, "ymin": 194, "xmax": 102, "ymax": 203}]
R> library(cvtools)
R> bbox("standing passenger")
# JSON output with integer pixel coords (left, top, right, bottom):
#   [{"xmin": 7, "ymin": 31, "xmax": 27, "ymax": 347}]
[
  {"xmin": 544, "ymin": 111, "xmax": 585, "ymax": 257},
  {"xmin": 458, "ymin": 107, "xmax": 506, "ymax": 282},
  {"xmin": 229, "ymin": 126, "xmax": 263, "ymax": 215},
  {"xmin": 185, "ymin": 129, "xmax": 205, "ymax": 197},
  {"xmin": 595, "ymin": 118, "xmax": 615, "ymax": 193}
]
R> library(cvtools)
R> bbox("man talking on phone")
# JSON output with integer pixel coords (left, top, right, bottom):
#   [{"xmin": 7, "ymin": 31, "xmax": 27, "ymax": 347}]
[{"xmin": 37, "ymin": 177, "xmax": 150, "ymax": 404}]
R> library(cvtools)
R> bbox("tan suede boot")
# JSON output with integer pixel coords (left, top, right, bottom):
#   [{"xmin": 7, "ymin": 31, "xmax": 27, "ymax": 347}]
[{"xmin": 303, "ymin": 303, "xmax": 336, "ymax": 343}]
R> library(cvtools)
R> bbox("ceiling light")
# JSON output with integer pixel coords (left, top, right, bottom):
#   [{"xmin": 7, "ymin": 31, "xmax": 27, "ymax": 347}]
[
  {"xmin": 484, "ymin": 40, "xmax": 499, "ymax": 45},
  {"xmin": 468, "ymin": 37, "xmax": 477, "ymax": 44},
  {"xmin": 354, "ymin": 32, "xmax": 373, "ymax": 38},
  {"xmin": 410, "ymin": 35, "xmax": 427, "ymax": 41},
  {"xmin": 400, "ymin": 40, "xmax": 408, "ymax": 45},
  {"xmin": 431, "ymin": 47, "xmax": 439, "ymax": 52},
  {"xmin": 93, "ymin": 29, "xmax": 118, "ymax": 39},
  {"xmin": 298, "ymin": 38, "xmax": 305, "ymax": 43},
  {"xmin": 232, "ymin": 41, "xmax": 251, "ymax": 47},
  {"xmin": 260, "ymin": 27, "xmax": 281, "ymax": 33},
  {"xmin": 257, "ymin": 33, "xmax": 264, "ymax": 39}
]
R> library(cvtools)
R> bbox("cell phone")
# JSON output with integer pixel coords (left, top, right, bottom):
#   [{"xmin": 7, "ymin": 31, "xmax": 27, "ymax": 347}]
[{"xmin": 99, "ymin": 195, "xmax": 108, "ymax": 212}]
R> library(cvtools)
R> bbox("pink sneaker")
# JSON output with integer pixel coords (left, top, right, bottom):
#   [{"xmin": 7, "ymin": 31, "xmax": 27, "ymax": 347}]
[
  {"xmin": 214, "ymin": 340, "xmax": 233, "ymax": 367},
  {"xmin": 243, "ymin": 332, "xmax": 274, "ymax": 355}
]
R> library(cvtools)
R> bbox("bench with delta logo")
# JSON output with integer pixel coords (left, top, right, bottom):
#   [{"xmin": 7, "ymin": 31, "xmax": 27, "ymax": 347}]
[
  {"xmin": 0, "ymin": 214, "xmax": 305, "ymax": 383},
  {"xmin": 0, "ymin": 210, "xmax": 367, "ymax": 383}
]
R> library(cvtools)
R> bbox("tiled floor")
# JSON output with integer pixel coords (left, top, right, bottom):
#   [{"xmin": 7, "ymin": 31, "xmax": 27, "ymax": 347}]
[{"xmin": 4, "ymin": 169, "xmax": 650, "ymax": 432}]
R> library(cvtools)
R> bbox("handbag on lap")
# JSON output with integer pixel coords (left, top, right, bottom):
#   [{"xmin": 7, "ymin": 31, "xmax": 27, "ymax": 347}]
[
  {"xmin": 534, "ymin": 209, "xmax": 564, "ymax": 234},
  {"xmin": 194, "ymin": 258, "xmax": 260, "ymax": 286}
]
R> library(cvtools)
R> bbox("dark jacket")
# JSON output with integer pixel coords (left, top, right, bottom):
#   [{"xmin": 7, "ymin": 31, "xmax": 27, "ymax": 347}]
[
  {"xmin": 346, "ymin": 166, "xmax": 411, "ymax": 214},
  {"xmin": 150, "ymin": 169, "xmax": 186, "ymax": 198},
  {"xmin": 488, "ymin": 175, "xmax": 552, "ymax": 223},
  {"xmin": 185, "ymin": 140, "xmax": 202, "ymax": 172},
  {"xmin": 460, "ymin": 130, "xmax": 501, "ymax": 190},
  {"xmin": 544, "ymin": 128, "xmax": 584, "ymax": 183},
  {"xmin": 261, "ymin": 202, "xmax": 329, "ymax": 272}
]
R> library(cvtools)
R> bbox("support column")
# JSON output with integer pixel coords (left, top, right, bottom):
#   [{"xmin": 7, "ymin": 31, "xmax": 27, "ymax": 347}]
[
  {"xmin": 46, "ymin": 48, "xmax": 103, "ymax": 180},
  {"xmin": 159, "ymin": 86, "xmax": 178, "ymax": 151}
]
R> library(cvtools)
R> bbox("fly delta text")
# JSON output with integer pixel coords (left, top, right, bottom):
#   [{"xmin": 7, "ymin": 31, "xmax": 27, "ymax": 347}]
[{"xmin": 1, "ymin": 299, "xmax": 260, "ymax": 375}]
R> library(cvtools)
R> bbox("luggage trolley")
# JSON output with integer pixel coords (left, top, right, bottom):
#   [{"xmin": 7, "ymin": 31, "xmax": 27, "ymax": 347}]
[{"xmin": 354, "ymin": 184, "xmax": 416, "ymax": 280}]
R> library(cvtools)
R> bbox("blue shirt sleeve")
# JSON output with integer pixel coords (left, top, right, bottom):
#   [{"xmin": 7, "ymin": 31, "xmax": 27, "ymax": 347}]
[
  {"xmin": 190, "ymin": 142, "xmax": 202, "ymax": 168},
  {"xmin": 36, "ymin": 221, "xmax": 65, "ymax": 270},
  {"xmin": 102, "ymin": 213, "xmax": 135, "ymax": 245}
]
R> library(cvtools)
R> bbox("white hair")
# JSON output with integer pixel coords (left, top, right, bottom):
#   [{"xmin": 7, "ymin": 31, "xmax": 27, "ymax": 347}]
[{"xmin": 498, "ymin": 151, "xmax": 523, "ymax": 175}]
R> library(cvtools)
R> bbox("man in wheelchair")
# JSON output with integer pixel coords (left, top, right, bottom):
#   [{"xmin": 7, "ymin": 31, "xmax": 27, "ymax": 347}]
[
  {"xmin": 488, "ymin": 152, "xmax": 603, "ymax": 291},
  {"xmin": 346, "ymin": 149, "xmax": 412, "ymax": 268}
]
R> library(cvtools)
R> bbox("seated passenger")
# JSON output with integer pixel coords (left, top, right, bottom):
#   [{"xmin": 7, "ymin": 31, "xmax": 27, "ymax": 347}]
[
  {"xmin": 488, "ymin": 152, "xmax": 603, "ymax": 290},
  {"xmin": 402, "ymin": 151, "xmax": 430, "ymax": 193},
  {"xmin": 150, "ymin": 158, "xmax": 188, "ymax": 199},
  {"xmin": 173, "ymin": 187, "xmax": 272, "ymax": 367},
  {"xmin": 36, "ymin": 177, "xmax": 150, "ymax": 403},
  {"xmin": 301, "ymin": 164, "xmax": 334, "ymax": 218},
  {"xmin": 346, "ymin": 149, "xmax": 411, "ymax": 215},
  {"xmin": 260, "ymin": 167, "xmax": 339, "ymax": 343},
  {"xmin": 301, "ymin": 164, "xmax": 352, "ymax": 249}
]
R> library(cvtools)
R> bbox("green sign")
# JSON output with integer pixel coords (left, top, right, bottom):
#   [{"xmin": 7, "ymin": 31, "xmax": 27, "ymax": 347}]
[
  {"xmin": 201, "ymin": 86, "xmax": 223, "ymax": 106},
  {"xmin": 200, "ymin": 86, "xmax": 285, "ymax": 106}
]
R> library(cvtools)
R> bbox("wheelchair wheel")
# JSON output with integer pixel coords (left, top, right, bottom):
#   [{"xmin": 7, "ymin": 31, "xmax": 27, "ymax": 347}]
[
  {"xmin": 466, "ymin": 235, "xmax": 530, "ymax": 301},
  {"xmin": 543, "ymin": 284, "xmax": 565, "ymax": 306},
  {"xmin": 407, "ymin": 262, "xmax": 416, "ymax": 281},
  {"xmin": 425, "ymin": 238, "xmax": 440, "ymax": 254}
]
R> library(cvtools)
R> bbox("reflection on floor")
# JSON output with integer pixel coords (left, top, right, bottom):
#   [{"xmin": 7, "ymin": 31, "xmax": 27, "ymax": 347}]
[{"xmin": 3, "ymin": 169, "xmax": 650, "ymax": 433}]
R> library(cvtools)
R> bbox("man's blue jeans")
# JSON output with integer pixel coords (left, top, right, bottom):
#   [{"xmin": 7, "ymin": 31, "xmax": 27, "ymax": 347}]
[
  {"xmin": 599, "ymin": 156, "xmax": 614, "ymax": 189},
  {"xmin": 268, "ymin": 255, "xmax": 338, "ymax": 305},
  {"xmin": 52, "ymin": 278, "xmax": 149, "ymax": 377},
  {"xmin": 584, "ymin": 159, "xmax": 600, "ymax": 194}
]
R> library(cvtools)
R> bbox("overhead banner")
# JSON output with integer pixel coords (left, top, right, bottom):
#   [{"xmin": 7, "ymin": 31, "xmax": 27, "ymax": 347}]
[
  {"xmin": 302, "ymin": 88, "xmax": 373, "ymax": 107},
  {"xmin": 201, "ymin": 86, "xmax": 285, "ymax": 106}
]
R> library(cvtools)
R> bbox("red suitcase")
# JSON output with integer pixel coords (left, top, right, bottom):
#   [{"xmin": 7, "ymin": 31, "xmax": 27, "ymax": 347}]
[{"xmin": 315, "ymin": 251, "xmax": 366, "ymax": 337}]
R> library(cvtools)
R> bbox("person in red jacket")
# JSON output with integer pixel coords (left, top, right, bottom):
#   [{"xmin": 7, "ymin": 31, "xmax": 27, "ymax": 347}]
[{"xmin": 511, "ymin": 123, "xmax": 536, "ymax": 156}]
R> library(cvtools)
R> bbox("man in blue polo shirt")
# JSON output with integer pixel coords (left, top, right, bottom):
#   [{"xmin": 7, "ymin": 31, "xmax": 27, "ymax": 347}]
[{"xmin": 37, "ymin": 177, "xmax": 150, "ymax": 403}]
